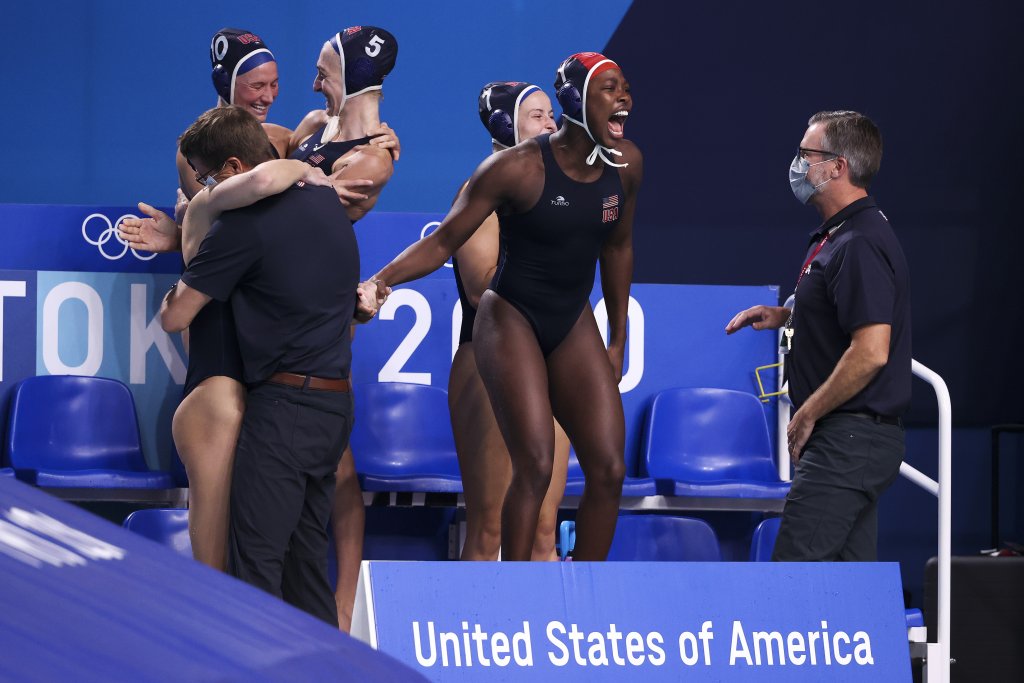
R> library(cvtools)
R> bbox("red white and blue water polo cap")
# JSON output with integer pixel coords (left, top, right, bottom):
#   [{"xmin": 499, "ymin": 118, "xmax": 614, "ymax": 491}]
[
  {"xmin": 478, "ymin": 82, "xmax": 542, "ymax": 149},
  {"xmin": 328, "ymin": 26, "xmax": 398, "ymax": 102},
  {"xmin": 210, "ymin": 28, "xmax": 276, "ymax": 105},
  {"xmin": 554, "ymin": 52, "xmax": 627, "ymax": 167}
]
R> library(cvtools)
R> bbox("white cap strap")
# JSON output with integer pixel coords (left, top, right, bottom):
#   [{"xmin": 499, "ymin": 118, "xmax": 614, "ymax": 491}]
[
  {"xmin": 565, "ymin": 117, "xmax": 629, "ymax": 168},
  {"xmin": 586, "ymin": 144, "xmax": 628, "ymax": 168}
]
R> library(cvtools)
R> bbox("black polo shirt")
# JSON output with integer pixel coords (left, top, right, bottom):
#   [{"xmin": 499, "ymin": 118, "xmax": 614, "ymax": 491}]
[
  {"xmin": 787, "ymin": 196, "xmax": 912, "ymax": 416},
  {"xmin": 182, "ymin": 184, "xmax": 359, "ymax": 384}
]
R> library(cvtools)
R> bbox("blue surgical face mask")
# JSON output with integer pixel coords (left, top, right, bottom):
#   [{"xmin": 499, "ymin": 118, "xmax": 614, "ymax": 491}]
[
  {"xmin": 203, "ymin": 176, "xmax": 219, "ymax": 188},
  {"xmin": 789, "ymin": 155, "xmax": 834, "ymax": 205}
]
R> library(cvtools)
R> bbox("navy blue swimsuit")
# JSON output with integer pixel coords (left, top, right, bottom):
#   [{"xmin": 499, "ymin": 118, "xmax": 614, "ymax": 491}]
[
  {"xmin": 290, "ymin": 124, "xmax": 372, "ymax": 173},
  {"xmin": 452, "ymin": 256, "xmax": 477, "ymax": 345},
  {"xmin": 490, "ymin": 134, "xmax": 624, "ymax": 356},
  {"xmin": 184, "ymin": 299, "xmax": 244, "ymax": 396}
]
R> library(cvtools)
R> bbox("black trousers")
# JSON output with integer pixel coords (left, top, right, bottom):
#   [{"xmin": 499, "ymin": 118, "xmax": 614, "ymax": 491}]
[
  {"xmin": 772, "ymin": 412, "xmax": 904, "ymax": 562},
  {"xmin": 227, "ymin": 381, "xmax": 352, "ymax": 625}
]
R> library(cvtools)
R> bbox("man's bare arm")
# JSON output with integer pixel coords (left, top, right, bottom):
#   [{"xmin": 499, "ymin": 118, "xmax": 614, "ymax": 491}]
[{"xmin": 787, "ymin": 323, "xmax": 892, "ymax": 460}]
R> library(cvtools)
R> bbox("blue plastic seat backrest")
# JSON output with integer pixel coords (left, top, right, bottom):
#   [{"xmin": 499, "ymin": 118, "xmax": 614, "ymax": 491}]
[
  {"xmin": 349, "ymin": 382, "xmax": 459, "ymax": 477},
  {"xmin": 7, "ymin": 376, "xmax": 147, "ymax": 472},
  {"xmin": 607, "ymin": 515, "xmax": 721, "ymax": 561},
  {"xmin": 642, "ymin": 387, "xmax": 779, "ymax": 482},
  {"xmin": 122, "ymin": 508, "xmax": 192, "ymax": 558},
  {"xmin": 749, "ymin": 516, "xmax": 782, "ymax": 561}
]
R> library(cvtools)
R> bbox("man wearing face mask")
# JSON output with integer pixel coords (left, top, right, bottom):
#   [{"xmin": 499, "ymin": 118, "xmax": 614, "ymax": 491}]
[{"xmin": 726, "ymin": 111, "xmax": 911, "ymax": 562}]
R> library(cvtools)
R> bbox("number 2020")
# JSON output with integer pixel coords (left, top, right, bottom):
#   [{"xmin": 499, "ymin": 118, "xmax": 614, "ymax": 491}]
[{"xmin": 376, "ymin": 288, "xmax": 644, "ymax": 393}]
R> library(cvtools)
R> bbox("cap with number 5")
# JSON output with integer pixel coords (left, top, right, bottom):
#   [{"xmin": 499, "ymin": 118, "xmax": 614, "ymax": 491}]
[{"xmin": 327, "ymin": 26, "xmax": 398, "ymax": 101}]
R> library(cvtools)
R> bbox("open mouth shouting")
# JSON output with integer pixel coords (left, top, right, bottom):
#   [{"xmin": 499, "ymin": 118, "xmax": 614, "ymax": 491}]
[{"xmin": 608, "ymin": 109, "xmax": 628, "ymax": 139}]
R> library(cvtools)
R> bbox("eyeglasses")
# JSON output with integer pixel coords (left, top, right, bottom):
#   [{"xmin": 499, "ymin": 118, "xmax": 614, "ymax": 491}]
[
  {"xmin": 798, "ymin": 147, "xmax": 839, "ymax": 160},
  {"xmin": 192, "ymin": 160, "xmax": 226, "ymax": 185}
]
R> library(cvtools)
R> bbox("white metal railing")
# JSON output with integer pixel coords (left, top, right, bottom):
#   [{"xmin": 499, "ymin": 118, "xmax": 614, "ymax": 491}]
[
  {"xmin": 763, "ymin": 353, "xmax": 952, "ymax": 683},
  {"xmin": 906, "ymin": 359, "xmax": 952, "ymax": 683}
]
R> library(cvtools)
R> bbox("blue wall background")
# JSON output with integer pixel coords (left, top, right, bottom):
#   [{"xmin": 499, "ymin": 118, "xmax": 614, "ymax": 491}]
[
  {"xmin": 0, "ymin": 0, "xmax": 630, "ymax": 210},
  {"xmin": 1, "ymin": 0, "xmax": 1021, "ymax": 605}
]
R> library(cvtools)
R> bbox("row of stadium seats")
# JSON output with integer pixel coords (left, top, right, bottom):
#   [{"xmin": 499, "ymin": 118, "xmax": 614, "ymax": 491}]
[
  {"xmin": 554, "ymin": 515, "xmax": 925, "ymax": 631},
  {"xmin": 123, "ymin": 509, "xmax": 780, "ymax": 564},
  {"xmin": 352, "ymin": 382, "xmax": 790, "ymax": 502},
  {"xmin": 558, "ymin": 515, "xmax": 779, "ymax": 563},
  {"xmin": 1, "ymin": 376, "xmax": 789, "ymax": 506}
]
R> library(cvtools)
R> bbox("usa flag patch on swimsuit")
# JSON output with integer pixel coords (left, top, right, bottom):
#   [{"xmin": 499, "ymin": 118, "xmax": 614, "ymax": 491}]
[{"xmin": 602, "ymin": 194, "xmax": 619, "ymax": 223}]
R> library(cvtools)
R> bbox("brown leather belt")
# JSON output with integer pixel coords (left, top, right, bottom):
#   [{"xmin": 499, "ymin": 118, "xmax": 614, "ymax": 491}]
[
  {"xmin": 267, "ymin": 372, "xmax": 351, "ymax": 392},
  {"xmin": 835, "ymin": 410, "xmax": 902, "ymax": 427}
]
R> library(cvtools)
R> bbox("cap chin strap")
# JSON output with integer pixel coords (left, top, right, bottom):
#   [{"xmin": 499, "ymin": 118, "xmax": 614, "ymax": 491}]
[
  {"xmin": 321, "ymin": 116, "xmax": 341, "ymax": 145},
  {"xmin": 564, "ymin": 116, "xmax": 628, "ymax": 168},
  {"xmin": 320, "ymin": 34, "xmax": 347, "ymax": 144},
  {"xmin": 587, "ymin": 144, "xmax": 627, "ymax": 167},
  {"xmin": 346, "ymin": 84, "xmax": 382, "ymax": 100}
]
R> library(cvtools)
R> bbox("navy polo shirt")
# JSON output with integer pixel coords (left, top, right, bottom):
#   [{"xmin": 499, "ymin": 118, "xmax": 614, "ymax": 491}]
[
  {"xmin": 787, "ymin": 196, "xmax": 912, "ymax": 416},
  {"xmin": 182, "ymin": 184, "xmax": 359, "ymax": 384}
]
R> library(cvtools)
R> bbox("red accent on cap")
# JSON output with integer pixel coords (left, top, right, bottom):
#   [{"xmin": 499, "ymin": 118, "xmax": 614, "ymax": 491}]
[
  {"xmin": 591, "ymin": 60, "xmax": 618, "ymax": 78},
  {"xmin": 567, "ymin": 52, "xmax": 620, "ymax": 80}
]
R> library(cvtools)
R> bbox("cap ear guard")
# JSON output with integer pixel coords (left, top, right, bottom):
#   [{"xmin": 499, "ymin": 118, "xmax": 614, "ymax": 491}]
[
  {"xmin": 556, "ymin": 81, "xmax": 583, "ymax": 121},
  {"xmin": 487, "ymin": 109, "xmax": 515, "ymax": 148},
  {"xmin": 212, "ymin": 64, "xmax": 231, "ymax": 103}
]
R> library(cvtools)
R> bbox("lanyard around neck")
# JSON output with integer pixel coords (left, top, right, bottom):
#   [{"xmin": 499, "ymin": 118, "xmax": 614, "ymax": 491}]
[{"xmin": 795, "ymin": 220, "xmax": 846, "ymax": 289}]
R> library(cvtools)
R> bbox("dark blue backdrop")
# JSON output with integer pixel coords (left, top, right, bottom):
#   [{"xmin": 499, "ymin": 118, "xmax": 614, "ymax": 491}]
[{"xmin": 607, "ymin": 1, "xmax": 1023, "ymax": 425}]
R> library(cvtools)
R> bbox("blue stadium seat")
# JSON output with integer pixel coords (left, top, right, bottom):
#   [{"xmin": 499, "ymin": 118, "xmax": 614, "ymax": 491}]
[
  {"xmin": 349, "ymin": 382, "xmax": 462, "ymax": 493},
  {"xmin": 0, "ymin": 468, "xmax": 15, "ymax": 478},
  {"xmin": 6, "ymin": 376, "xmax": 174, "ymax": 489},
  {"xmin": 123, "ymin": 508, "xmax": 192, "ymax": 558},
  {"xmin": 609, "ymin": 515, "xmax": 721, "ymax": 561},
  {"xmin": 560, "ymin": 515, "xmax": 721, "ymax": 561},
  {"xmin": 562, "ymin": 447, "xmax": 657, "ymax": 497},
  {"xmin": 750, "ymin": 515, "xmax": 923, "ymax": 632},
  {"xmin": 642, "ymin": 387, "xmax": 790, "ymax": 499},
  {"xmin": 750, "ymin": 516, "xmax": 781, "ymax": 561}
]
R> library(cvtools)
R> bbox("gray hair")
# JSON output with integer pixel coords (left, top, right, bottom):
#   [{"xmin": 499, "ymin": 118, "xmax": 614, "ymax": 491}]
[{"xmin": 808, "ymin": 110, "xmax": 883, "ymax": 189}]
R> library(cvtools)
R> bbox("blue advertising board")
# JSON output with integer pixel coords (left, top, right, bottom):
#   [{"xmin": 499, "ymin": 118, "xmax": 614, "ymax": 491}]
[
  {"xmin": 353, "ymin": 560, "xmax": 911, "ymax": 682},
  {"xmin": 0, "ymin": 204, "xmax": 780, "ymax": 472}
]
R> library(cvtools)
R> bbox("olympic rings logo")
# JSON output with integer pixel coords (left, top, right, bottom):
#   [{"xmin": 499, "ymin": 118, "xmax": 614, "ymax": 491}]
[
  {"xmin": 419, "ymin": 220, "xmax": 453, "ymax": 269},
  {"xmin": 81, "ymin": 213, "xmax": 157, "ymax": 261}
]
